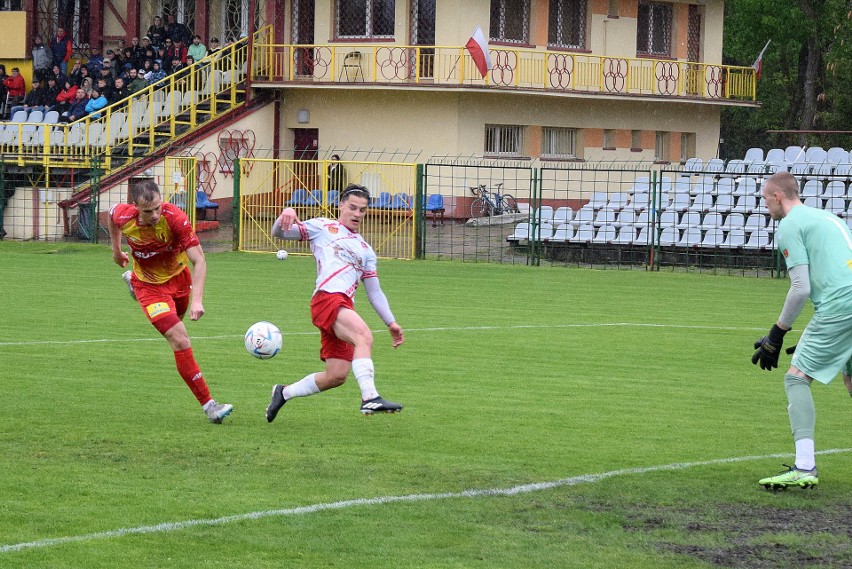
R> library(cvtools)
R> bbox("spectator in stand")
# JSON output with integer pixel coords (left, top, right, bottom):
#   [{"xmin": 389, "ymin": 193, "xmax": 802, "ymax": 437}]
[
  {"xmin": 32, "ymin": 36, "xmax": 52, "ymax": 81},
  {"xmin": 128, "ymin": 68, "xmax": 148, "ymax": 93},
  {"xmin": 67, "ymin": 58, "xmax": 84, "ymax": 85},
  {"xmin": 170, "ymin": 56, "xmax": 186, "ymax": 76},
  {"xmin": 102, "ymin": 51, "xmax": 118, "ymax": 79},
  {"xmin": 79, "ymin": 76, "xmax": 93, "ymax": 96},
  {"xmin": 146, "ymin": 16, "xmax": 167, "ymax": 48},
  {"xmin": 96, "ymin": 77, "xmax": 114, "ymax": 102},
  {"xmin": 140, "ymin": 59, "xmax": 154, "ymax": 80},
  {"xmin": 188, "ymin": 35, "xmax": 207, "ymax": 62},
  {"xmin": 165, "ymin": 13, "xmax": 192, "ymax": 45},
  {"xmin": 3, "ymin": 67, "xmax": 27, "ymax": 113},
  {"xmin": 41, "ymin": 76, "xmax": 62, "ymax": 112},
  {"xmin": 143, "ymin": 44, "xmax": 157, "ymax": 65},
  {"xmin": 159, "ymin": 43, "xmax": 171, "ymax": 72},
  {"xmin": 59, "ymin": 88, "xmax": 89, "ymax": 122},
  {"xmin": 49, "ymin": 64, "xmax": 67, "ymax": 87},
  {"xmin": 131, "ymin": 37, "xmax": 146, "ymax": 68},
  {"xmin": 207, "ymin": 37, "xmax": 221, "ymax": 56},
  {"xmin": 148, "ymin": 60, "xmax": 166, "ymax": 83},
  {"xmin": 86, "ymin": 45, "xmax": 104, "ymax": 75},
  {"xmin": 110, "ymin": 76, "xmax": 130, "ymax": 103},
  {"xmin": 8, "ymin": 77, "xmax": 46, "ymax": 119},
  {"xmin": 167, "ymin": 38, "xmax": 188, "ymax": 66},
  {"xmin": 84, "ymin": 86, "xmax": 107, "ymax": 118},
  {"xmin": 52, "ymin": 78, "xmax": 79, "ymax": 115},
  {"xmin": 99, "ymin": 60, "xmax": 115, "ymax": 86},
  {"xmin": 50, "ymin": 27, "xmax": 73, "ymax": 75}
]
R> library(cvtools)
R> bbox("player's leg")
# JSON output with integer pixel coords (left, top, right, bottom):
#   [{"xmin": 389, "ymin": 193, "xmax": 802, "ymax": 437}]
[
  {"xmin": 333, "ymin": 308, "xmax": 402, "ymax": 414},
  {"xmin": 844, "ymin": 359, "xmax": 852, "ymax": 398},
  {"xmin": 135, "ymin": 280, "xmax": 232, "ymax": 423}
]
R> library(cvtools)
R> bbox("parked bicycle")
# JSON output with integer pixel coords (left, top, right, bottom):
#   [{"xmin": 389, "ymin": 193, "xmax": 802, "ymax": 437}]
[{"xmin": 469, "ymin": 183, "xmax": 519, "ymax": 218}]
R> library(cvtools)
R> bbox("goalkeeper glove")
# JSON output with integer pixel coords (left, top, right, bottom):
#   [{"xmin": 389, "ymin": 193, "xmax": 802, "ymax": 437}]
[{"xmin": 752, "ymin": 324, "xmax": 788, "ymax": 371}]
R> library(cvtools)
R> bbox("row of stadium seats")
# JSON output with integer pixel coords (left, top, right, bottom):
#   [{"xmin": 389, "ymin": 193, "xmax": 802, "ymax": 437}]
[
  {"xmin": 287, "ymin": 189, "xmax": 413, "ymax": 210},
  {"xmin": 683, "ymin": 146, "xmax": 852, "ymax": 175},
  {"xmin": 508, "ymin": 222, "xmax": 774, "ymax": 249},
  {"xmin": 531, "ymin": 210, "xmax": 778, "ymax": 232}
]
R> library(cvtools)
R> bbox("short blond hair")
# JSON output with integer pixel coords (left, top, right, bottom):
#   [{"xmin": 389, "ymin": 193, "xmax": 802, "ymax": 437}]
[{"xmin": 765, "ymin": 171, "xmax": 800, "ymax": 199}]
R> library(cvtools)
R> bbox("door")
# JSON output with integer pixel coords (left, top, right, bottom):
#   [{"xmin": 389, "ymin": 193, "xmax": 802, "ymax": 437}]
[
  {"xmin": 292, "ymin": 0, "xmax": 316, "ymax": 76},
  {"xmin": 293, "ymin": 128, "xmax": 319, "ymax": 191},
  {"xmin": 410, "ymin": 0, "xmax": 436, "ymax": 79}
]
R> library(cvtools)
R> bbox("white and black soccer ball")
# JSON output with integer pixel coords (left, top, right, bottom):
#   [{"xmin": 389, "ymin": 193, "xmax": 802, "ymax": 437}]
[{"xmin": 244, "ymin": 321, "xmax": 283, "ymax": 359}]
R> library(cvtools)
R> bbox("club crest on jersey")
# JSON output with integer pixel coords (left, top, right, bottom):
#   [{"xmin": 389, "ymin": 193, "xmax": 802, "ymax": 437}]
[
  {"xmin": 328, "ymin": 226, "xmax": 339, "ymax": 234},
  {"xmin": 146, "ymin": 302, "xmax": 171, "ymax": 318},
  {"xmin": 783, "ymin": 249, "xmax": 789, "ymax": 258}
]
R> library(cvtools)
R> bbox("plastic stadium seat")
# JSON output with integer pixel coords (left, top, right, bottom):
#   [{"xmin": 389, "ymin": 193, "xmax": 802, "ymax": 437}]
[
  {"xmin": 790, "ymin": 162, "xmax": 810, "ymax": 176},
  {"xmin": 834, "ymin": 163, "xmax": 852, "ymax": 180},
  {"xmin": 592, "ymin": 224, "xmax": 616, "ymax": 243},
  {"xmin": 658, "ymin": 227, "xmax": 679, "ymax": 246},
  {"xmin": 716, "ymin": 178, "xmax": 735, "ymax": 195},
  {"xmin": 613, "ymin": 226, "xmax": 636, "ymax": 244},
  {"xmin": 806, "ymin": 147, "xmax": 827, "ymax": 163},
  {"xmin": 803, "ymin": 196, "xmax": 820, "ymax": 208},
  {"xmin": 734, "ymin": 177, "xmax": 758, "ymax": 197},
  {"xmin": 827, "ymin": 147, "xmax": 849, "ymax": 164},
  {"xmin": 821, "ymin": 180, "xmax": 846, "ymax": 198},
  {"xmin": 801, "ymin": 180, "xmax": 822, "ymax": 198},
  {"xmin": 744, "ymin": 148, "xmax": 764, "ymax": 164},
  {"xmin": 677, "ymin": 211, "xmax": 701, "ymax": 229},
  {"xmin": 690, "ymin": 176, "xmax": 714, "ymax": 196},
  {"xmin": 634, "ymin": 226, "xmax": 651, "ymax": 245},
  {"xmin": 721, "ymin": 212, "xmax": 746, "ymax": 231},
  {"xmin": 683, "ymin": 157, "xmax": 703, "ymax": 172},
  {"xmin": 615, "ymin": 210, "xmax": 637, "ymax": 228},
  {"xmin": 664, "ymin": 192, "xmax": 691, "ymax": 212},
  {"xmin": 606, "ymin": 192, "xmax": 629, "ymax": 210},
  {"xmin": 744, "ymin": 232, "xmax": 772, "ymax": 249},
  {"xmin": 724, "ymin": 159, "xmax": 746, "ymax": 175},
  {"xmin": 548, "ymin": 223, "xmax": 574, "ymax": 243},
  {"xmin": 42, "ymin": 110, "xmax": 59, "ymax": 124},
  {"xmin": 678, "ymin": 227, "xmax": 702, "ymax": 246},
  {"xmin": 658, "ymin": 210, "xmax": 678, "ymax": 228},
  {"xmin": 570, "ymin": 205, "xmax": 595, "ymax": 227},
  {"xmin": 630, "ymin": 177, "xmax": 650, "ymax": 193},
  {"xmin": 588, "ymin": 192, "xmax": 610, "ymax": 209},
  {"xmin": 196, "ymin": 190, "xmax": 219, "ymax": 219},
  {"xmin": 825, "ymin": 197, "xmax": 845, "ymax": 214},
  {"xmin": 372, "ymin": 191, "xmax": 392, "ymax": 209},
  {"xmin": 328, "ymin": 190, "xmax": 340, "ymax": 207},
  {"xmin": 765, "ymin": 148, "xmax": 785, "ymax": 164},
  {"xmin": 709, "ymin": 194, "xmax": 734, "ymax": 214},
  {"xmin": 570, "ymin": 223, "xmax": 595, "ymax": 243},
  {"xmin": 701, "ymin": 212, "xmax": 723, "ymax": 230},
  {"xmin": 507, "ymin": 222, "xmax": 530, "ymax": 242},
  {"xmin": 785, "ymin": 146, "xmax": 805, "ymax": 163},
  {"xmin": 705, "ymin": 158, "xmax": 725, "ymax": 173},
  {"xmin": 722, "ymin": 228, "xmax": 746, "ymax": 248},
  {"xmin": 621, "ymin": 192, "xmax": 649, "ymax": 213},
  {"xmin": 701, "ymin": 228, "xmax": 724, "ymax": 247},
  {"xmin": 536, "ymin": 222, "xmax": 555, "ymax": 241},
  {"xmin": 389, "ymin": 193, "xmax": 411, "ymax": 210},
  {"xmin": 688, "ymin": 193, "xmax": 712, "ymax": 213},
  {"xmin": 593, "ymin": 208, "xmax": 616, "ymax": 227},
  {"xmin": 552, "ymin": 206, "xmax": 573, "ymax": 225},
  {"xmin": 287, "ymin": 188, "xmax": 309, "ymax": 205},
  {"xmin": 533, "ymin": 206, "xmax": 553, "ymax": 223},
  {"xmin": 744, "ymin": 214, "xmax": 768, "ymax": 234}
]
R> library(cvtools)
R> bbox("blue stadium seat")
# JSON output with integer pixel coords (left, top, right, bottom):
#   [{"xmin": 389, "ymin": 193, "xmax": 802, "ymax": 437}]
[
  {"xmin": 196, "ymin": 190, "xmax": 219, "ymax": 220},
  {"xmin": 287, "ymin": 188, "xmax": 309, "ymax": 206}
]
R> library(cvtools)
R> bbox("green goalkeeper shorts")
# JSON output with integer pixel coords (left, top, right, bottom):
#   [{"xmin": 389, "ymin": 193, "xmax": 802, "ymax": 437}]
[{"xmin": 791, "ymin": 312, "xmax": 852, "ymax": 384}]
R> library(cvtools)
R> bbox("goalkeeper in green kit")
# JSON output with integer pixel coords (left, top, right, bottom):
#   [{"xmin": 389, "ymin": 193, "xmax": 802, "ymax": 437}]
[{"xmin": 751, "ymin": 172, "xmax": 852, "ymax": 489}]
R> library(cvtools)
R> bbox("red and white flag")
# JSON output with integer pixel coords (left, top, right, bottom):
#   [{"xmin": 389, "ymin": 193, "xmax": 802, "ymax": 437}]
[
  {"xmin": 465, "ymin": 26, "xmax": 492, "ymax": 79},
  {"xmin": 752, "ymin": 40, "xmax": 771, "ymax": 80}
]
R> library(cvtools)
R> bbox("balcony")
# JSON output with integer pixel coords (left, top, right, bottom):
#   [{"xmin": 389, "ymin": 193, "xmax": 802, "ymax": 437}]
[{"xmin": 251, "ymin": 38, "xmax": 757, "ymax": 105}]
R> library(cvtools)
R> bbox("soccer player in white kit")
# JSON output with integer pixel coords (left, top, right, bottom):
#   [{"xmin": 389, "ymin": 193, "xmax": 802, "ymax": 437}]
[{"xmin": 266, "ymin": 184, "xmax": 405, "ymax": 421}]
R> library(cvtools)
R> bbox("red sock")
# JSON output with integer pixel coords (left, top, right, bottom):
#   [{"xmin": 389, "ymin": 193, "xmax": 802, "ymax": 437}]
[{"xmin": 174, "ymin": 347, "xmax": 212, "ymax": 406}]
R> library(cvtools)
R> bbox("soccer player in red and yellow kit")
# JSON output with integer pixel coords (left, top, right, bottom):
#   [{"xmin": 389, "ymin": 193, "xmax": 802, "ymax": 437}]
[{"xmin": 108, "ymin": 180, "xmax": 233, "ymax": 423}]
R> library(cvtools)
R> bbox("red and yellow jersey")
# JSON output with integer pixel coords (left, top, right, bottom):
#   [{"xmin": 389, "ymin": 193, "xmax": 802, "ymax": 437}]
[{"xmin": 110, "ymin": 202, "xmax": 200, "ymax": 284}]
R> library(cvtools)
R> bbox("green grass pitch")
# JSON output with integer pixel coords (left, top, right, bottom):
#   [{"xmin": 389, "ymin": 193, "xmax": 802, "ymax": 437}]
[{"xmin": 0, "ymin": 242, "xmax": 849, "ymax": 568}]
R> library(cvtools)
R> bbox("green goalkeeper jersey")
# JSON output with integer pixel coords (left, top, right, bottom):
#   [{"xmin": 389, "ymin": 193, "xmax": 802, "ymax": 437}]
[{"xmin": 777, "ymin": 204, "xmax": 852, "ymax": 314}]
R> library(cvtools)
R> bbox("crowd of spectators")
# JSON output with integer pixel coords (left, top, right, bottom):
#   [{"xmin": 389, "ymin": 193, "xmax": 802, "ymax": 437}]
[{"xmin": 2, "ymin": 15, "xmax": 223, "ymax": 123}]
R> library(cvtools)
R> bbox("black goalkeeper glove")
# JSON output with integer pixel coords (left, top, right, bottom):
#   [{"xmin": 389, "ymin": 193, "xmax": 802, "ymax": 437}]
[{"xmin": 751, "ymin": 324, "xmax": 788, "ymax": 371}]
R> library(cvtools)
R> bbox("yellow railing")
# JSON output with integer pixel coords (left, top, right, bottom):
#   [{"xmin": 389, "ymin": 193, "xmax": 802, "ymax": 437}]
[
  {"xmin": 251, "ymin": 41, "xmax": 756, "ymax": 102},
  {"xmin": 0, "ymin": 33, "xmax": 253, "ymax": 170},
  {"xmin": 238, "ymin": 157, "xmax": 418, "ymax": 259}
]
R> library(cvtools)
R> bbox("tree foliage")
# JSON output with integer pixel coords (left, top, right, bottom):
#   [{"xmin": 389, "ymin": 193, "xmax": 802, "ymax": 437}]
[{"xmin": 721, "ymin": 0, "xmax": 852, "ymax": 158}]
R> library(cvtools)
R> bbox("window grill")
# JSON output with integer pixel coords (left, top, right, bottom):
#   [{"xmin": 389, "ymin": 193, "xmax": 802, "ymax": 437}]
[
  {"xmin": 636, "ymin": 0, "xmax": 672, "ymax": 56},
  {"xmin": 655, "ymin": 131, "xmax": 670, "ymax": 161},
  {"xmin": 489, "ymin": 0, "xmax": 529, "ymax": 44},
  {"xmin": 542, "ymin": 127, "xmax": 577, "ymax": 159},
  {"xmin": 336, "ymin": 0, "xmax": 396, "ymax": 39},
  {"xmin": 36, "ymin": 0, "xmax": 90, "ymax": 52},
  {"xmin": 548, "ymin": 0, "xmax": 586, "ymax": 49},
  {"xmin": 0, "ymin": 0, "xmax": 23, "ymax": 10},
  {"xmin": 485, "ymin": 125, "xmax": 523, "ymax": 157}
]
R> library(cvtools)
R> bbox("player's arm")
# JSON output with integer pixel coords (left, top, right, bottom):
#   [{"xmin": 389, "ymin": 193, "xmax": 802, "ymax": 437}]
[
  {"xmin": 185, "ymin": 244, "xmax": 206, "ymax": 321},
  {"xmin": 272, "ymin": 208, "xmax": 305, "ymax": 240},
  {"xmin": 752, "ymin": 264, "xmax": 810, "ymax": 370},
  {"xmin": 107, "ymin": 212, "xmax": 129, "ymax": 268},
  {"xmin": 362, "ymin": 276, "xmax": 404, "ymax": 348}
]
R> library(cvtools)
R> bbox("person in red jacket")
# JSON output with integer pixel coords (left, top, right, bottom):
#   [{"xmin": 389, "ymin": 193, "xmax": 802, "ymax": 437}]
[
  {"xmin": 2, "ymin": 67, "xmax": 26, "ymax": 117},
  {"xmin": 50, "ymin": 27, "xmax": 73, "ymax": 75}
]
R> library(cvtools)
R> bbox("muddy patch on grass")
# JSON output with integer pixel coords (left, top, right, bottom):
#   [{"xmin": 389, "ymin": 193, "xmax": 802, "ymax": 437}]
[{"xmin": 617, "ymin": 501, "xmax": 852, "ymax": 568}]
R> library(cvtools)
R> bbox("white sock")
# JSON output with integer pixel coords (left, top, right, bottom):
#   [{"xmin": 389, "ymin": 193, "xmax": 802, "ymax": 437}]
[
  {"xmin": 282, "ymin": 374, "xmax": 320, "ymax": 400},
  {"xmin": 795, "ymin": 438, "xmax": 816, "ymax": 471},
  {"xmin": 352, "ymin": 358, "xmax": 379, "ymax": 400}
]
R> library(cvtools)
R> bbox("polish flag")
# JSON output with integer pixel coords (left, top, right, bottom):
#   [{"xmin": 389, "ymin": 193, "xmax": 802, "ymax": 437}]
[
  {"xmin": 465, "ymin": 27, "xmax": 492, "ymax": 79},
  {"xmin": 752, "ymin": 40, "xmax": 771, "ymax": 80}
]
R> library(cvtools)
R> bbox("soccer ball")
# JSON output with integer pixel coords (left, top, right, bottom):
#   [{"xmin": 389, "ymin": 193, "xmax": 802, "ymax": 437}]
[
  {"xmin": 276, "ymin": 249, "xmax": 288, "ymax": 260},
  {"xmin": 244, "ymin": 321, "xmax": 283, "ymax": 359}
]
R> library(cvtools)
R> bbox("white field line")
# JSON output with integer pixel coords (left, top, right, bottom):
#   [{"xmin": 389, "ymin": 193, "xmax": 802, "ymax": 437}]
[
  {"xmin": 2, "ymin": 447, "xmax": 850, "ymax": 554},
  {"xmin": 0, "ymin": 322, "xmax": 765, "ymax": 347}
]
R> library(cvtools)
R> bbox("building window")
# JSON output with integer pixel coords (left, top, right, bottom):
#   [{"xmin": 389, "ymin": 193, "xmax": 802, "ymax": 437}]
[
  {"xmin": 681, "ymin": 133, "xmax": 696, "ymax": 162},
  {"xmin": 548, "ymin": 0, "xmax": 586, "ymax": 49},
  {"xmin": 0, "ymin": 0, "xmax": 23, "ymax": 9},
  {"xmin": 603, "ymin": 129, "xmax": 615, "ymax": 150},
  {"xmin": 490, "ymin": 0, "xmax": 530, "ymax": 44},
  {"xmin": 542, "ymin": 127, "xmax": 577, "ymax": 159},
  {"xmin": 636, "ymin": 0, "xmax": 672, "ymax": 56},
  {"xmin": 655, "ymin": 131, "xmax": 670, "ymax": 162},
  {"xmin": 337, "ymin": 0, "xmax": 396, "ymax": 39},
  {"xmin": 485, "ymin": 125, "xmax": 524, "ymax": 157},
  {"xmin": 631, "ymin": 130, "xmax": 643, "ymax": 150}
]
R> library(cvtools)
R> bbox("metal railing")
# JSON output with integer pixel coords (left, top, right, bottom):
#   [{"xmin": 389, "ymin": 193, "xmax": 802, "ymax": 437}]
[{"xmin": 252, "ymin": 39, "xmax": 756, "ymax": 102}]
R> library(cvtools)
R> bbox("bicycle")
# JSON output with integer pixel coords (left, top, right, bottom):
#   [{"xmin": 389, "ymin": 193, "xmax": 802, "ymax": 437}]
[{"xmin": 469, "ymin": 183, "xmax": 519, "ymax": 218}]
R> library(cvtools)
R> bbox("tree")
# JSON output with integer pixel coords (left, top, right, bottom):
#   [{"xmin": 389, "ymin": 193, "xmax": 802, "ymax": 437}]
[{"xmin": 721, "ymin": 0, "xmax": 852, "ymax": 158}]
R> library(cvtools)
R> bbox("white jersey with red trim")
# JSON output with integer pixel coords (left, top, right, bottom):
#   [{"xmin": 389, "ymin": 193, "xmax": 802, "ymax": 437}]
[{"xmin": 299, "ymin": 217, "xmax": 378, "ymax": 298}]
